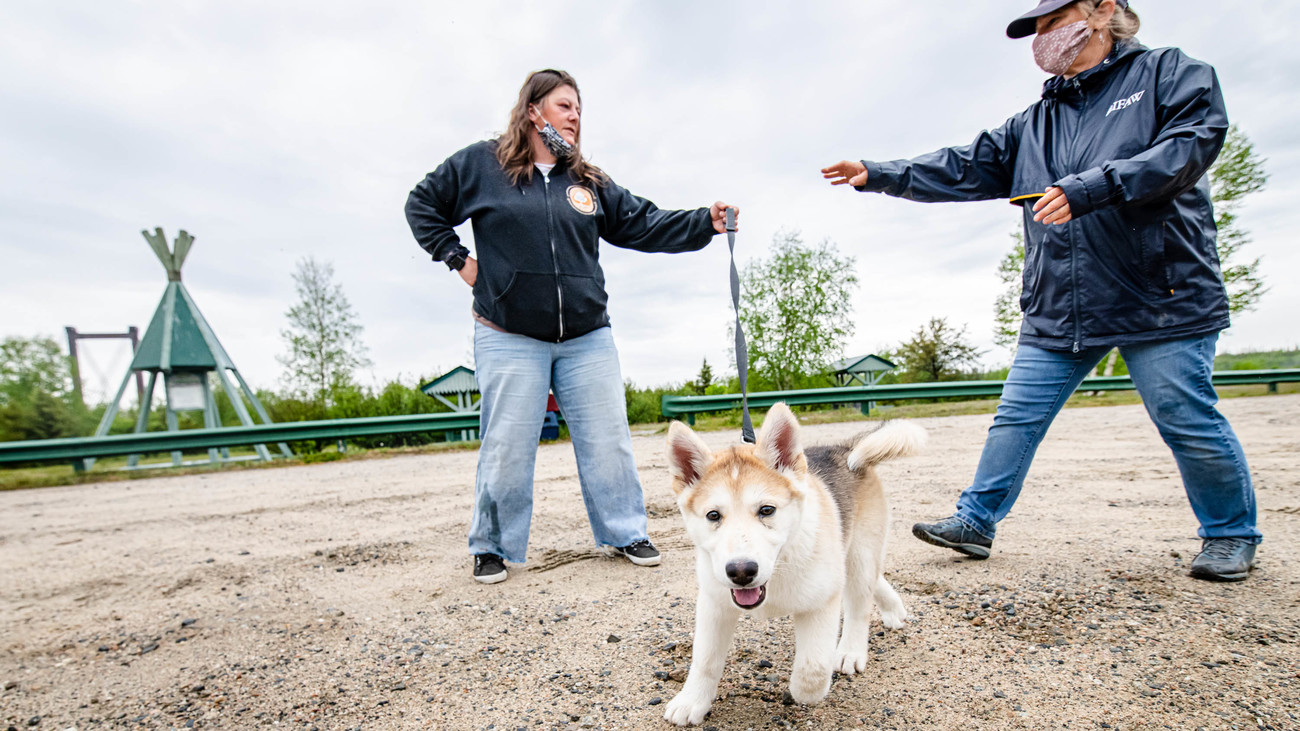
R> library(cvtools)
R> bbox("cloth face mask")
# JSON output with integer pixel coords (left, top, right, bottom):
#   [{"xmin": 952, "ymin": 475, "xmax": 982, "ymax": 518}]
[
  {"xmin": 1033, "ymin": 19, "xmax": 1094, "ymax": 75},
  {"xmin": 532, "ymin": 106, "xmax": 574, "ymax": 159}
]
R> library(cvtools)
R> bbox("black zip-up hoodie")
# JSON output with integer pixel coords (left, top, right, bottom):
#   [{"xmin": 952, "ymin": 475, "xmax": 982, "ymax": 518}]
[
  {"xmin": 856, "ymin": 42, "xmax": 1231, "ymax": 352},
  {"xmin": 406, "ymin": 140, "xmax": 716, "ymax": 342}
]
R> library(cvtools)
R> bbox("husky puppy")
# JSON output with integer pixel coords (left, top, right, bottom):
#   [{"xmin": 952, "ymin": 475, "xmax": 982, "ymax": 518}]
[{"xmin": 663, "ymin": 403, "xmax": 925, "ymax": 726}]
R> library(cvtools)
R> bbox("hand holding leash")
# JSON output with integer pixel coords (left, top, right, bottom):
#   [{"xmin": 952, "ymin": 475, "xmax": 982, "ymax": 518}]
[{"xmin": 709, "ymin": 202, "xmax": 740, "ymax": 234}]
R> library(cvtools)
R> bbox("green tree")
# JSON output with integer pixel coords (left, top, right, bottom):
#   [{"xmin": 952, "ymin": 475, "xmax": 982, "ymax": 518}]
[
  {"xmin": 738, "ymin": 230, "xmax": 859, "ymax": 391},
  {"xmin": 992, "ymin": 232, "xmax": 1025, "ymax": 352},
  {"xmin": 0, "ymin": 335, "xmax": 87, "ymax": 441},
  {"xmin": 0, "ymin": 389, "xmax": 82, "ymax": 441},
  {"xmin": 896, "ymin": 317, "xmax": 983, "ymax": 382},
  {"xmin": 689, "ymin": 357, "xmax": 714, "ymax": 396},
  {"xmin": 0, "ymin": 336, "xmax": 72, "ymax": 404},
  {"xmin": 278, "ymin": 257, "xmax": 372, "ymax": 406},
  {"xmin": 1209, "ymin": 124, "xmax": 1269, "ymax": 313}
]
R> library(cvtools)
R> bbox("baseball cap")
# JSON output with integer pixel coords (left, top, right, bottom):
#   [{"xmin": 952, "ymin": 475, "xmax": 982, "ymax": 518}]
[{"xmin": 1007, "ymin": 0, "xmax": 1129, "ymax": 39}]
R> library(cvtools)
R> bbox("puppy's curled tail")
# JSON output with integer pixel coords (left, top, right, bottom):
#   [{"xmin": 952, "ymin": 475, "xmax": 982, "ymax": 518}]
[{"xmin": 846, "ymin": 420, "xmax": 927, "ymax": 472}]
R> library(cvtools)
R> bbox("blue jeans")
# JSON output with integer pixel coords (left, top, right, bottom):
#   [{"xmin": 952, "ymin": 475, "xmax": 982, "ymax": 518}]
[
  {"xmin": 955, "ymin": 333, "xmax": 1260, "ymax": 543},
  {"xmin": 469, "ymin": 323, "xmax": 649, "ymax": 563}
]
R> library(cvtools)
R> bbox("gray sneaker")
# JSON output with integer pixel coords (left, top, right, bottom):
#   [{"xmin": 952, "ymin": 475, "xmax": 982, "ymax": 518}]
[
  {"xmin": 912, "ymin": 516, "xmax": 992, "ymax": 559},
  {"xmin": 1189, "ymin": 538, "xmax": 1256, "ymax": 582}
]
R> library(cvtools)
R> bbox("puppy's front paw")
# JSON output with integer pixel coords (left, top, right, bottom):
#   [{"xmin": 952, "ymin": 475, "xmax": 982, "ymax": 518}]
[
  {"xmin": 834, "ymin": 648, "xmax": 868, "ymax": 675},
  {"xmin": 664, "ymin": 689, "xmax": 712, "ymax": 727},
  {"xmin": 788, "ymin": 666, "xmax": 831, "ymax": 705},
  {"xmin": 880, "ymin": 608, "xmax": 907, "ymax": 630}
]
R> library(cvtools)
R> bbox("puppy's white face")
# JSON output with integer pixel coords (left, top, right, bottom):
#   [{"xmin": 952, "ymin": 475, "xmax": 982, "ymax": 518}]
[{"xmin": 666, "ymin": 404, "xmax": 808, "ymax": 610}]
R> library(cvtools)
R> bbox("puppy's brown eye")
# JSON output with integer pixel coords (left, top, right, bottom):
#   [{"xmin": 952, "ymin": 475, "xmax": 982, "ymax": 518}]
[
  {"xmin": 758, "ymin": 505, "xmax": 776, "ymax": 518},
  {"xmin": 706, "ymin": 510, "xmax": 721, "ymax": 522}
]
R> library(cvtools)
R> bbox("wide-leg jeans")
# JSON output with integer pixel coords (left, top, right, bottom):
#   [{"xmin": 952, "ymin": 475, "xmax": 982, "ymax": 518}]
[
  {"xmin": 953, "ymin": 333, "xmax": 1260, "ymax": 543},
  {"xmin": 469, "ymin": 323, "xmax": 649, "ymax": 563}
]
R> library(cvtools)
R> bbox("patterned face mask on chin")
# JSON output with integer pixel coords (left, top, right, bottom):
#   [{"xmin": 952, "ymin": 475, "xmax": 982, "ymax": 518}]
[
  {"xmin": 1032, "ymin": 19, "xmax": 1094, "ymax": 76},
  {"xmin": 532, "ymin": 106, "xmax": 575, "ymax": 159}
]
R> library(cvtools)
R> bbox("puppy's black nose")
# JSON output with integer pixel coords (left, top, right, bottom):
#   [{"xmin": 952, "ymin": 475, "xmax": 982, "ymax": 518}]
[{"xmin": 725, "ymin": 560, "xmax": 759, "ymax": 586}]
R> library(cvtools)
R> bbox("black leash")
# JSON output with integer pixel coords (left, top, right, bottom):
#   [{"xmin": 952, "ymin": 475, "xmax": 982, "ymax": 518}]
[{"xmin": 725, "ymin": 207, "xmax": 755, "ymax": 444}]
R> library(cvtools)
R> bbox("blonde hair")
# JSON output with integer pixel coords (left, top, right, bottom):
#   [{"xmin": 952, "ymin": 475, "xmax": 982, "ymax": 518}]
[
  {"xmin": 1077, "ymin": 0, "xmax": 1141, "ymax": 40},
  {"xmin": 495, "ymin": 69, "xmax": 607, "ymax": 188}
]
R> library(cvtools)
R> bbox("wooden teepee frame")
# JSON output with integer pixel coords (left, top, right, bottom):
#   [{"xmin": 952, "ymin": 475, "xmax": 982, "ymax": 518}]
[{"xmin": 84, "ymin": 228, "xmax": 291, "ymax": 470}]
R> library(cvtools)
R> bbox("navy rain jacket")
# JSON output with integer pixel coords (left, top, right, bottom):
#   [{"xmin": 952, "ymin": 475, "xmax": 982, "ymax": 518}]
[
  {"xmin": 406, "ymin": 140, "xmax": 716, "ymax": 342},
  {"xmin": 857, "ymin": 41, "xmax": 1231, "ymax": 352}
]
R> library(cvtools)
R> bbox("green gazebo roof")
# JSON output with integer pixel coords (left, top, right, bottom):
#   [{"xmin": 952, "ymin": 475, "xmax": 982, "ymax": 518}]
[
  {"xmin": 420, "ymin": 366, "xmax": 478, "ymax": 396},
  {"xmin": 829, "ymin": 354, "xmax": 897, "ymax": 375}
]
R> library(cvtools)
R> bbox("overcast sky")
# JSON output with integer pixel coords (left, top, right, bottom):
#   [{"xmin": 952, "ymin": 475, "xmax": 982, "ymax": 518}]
[{"xmin": 3, "ymin": 2, "xmax": 1297, "ymax": 405}]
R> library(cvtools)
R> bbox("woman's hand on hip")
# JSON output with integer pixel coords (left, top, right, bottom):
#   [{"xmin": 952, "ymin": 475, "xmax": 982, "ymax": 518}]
[
  {"xmin": 710, "ymin": 202, "xmax": 739, "ymax": 233},
  {"xmin": 459, "ymin": 256, "xmax": 478, "ymax": 287},
  {"xmin": 821, "ymin": 160, "xmax": 867, "ymax": 187},
  {"xmin": 1033, "ymin": 187, "xmax": 1073, "ymax": 225}
]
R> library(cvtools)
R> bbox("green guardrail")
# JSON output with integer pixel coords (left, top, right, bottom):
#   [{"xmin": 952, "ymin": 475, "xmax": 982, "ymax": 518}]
[
  {"xmin": 661, "ymin": 369, "xmax": 1300, "ymax": 424},
  {"xmin": 3, "ymin": 369, "xmax": 1294, "ymax": 467},
  {"xmin": 0, "ymin": 411, "xmax": 483, "ymax": 466}
]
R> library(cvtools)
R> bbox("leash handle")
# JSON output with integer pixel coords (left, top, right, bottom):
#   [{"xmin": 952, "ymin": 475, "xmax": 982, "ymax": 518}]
[{"xmin": 724, "ymin": 206, "xmax": 755, "ymax": 444}]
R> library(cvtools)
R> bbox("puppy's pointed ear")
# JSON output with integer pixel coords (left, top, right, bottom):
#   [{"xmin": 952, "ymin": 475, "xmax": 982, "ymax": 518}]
[
  {"xmin": 667, "ymin": 421, "xmax": 713, "ymax": 495},
  {"xmin": 756, "ymin": 402, "xmax": 806, "ymax": 474}
]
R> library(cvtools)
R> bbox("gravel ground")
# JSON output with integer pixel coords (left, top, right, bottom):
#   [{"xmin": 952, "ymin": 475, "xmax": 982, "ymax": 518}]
[{"xmin": 1, "ymin": 394, "xmax": 1297, "ymax": 730}]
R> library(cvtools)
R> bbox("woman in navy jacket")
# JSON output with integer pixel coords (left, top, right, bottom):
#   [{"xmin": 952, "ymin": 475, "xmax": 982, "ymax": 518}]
[
  {"xmin": 406, "ymin": 69, "xmax": 736, "ymax": 584},
  {"xmin": 823, "ymin": 0, "xmax": 1260, "ymax": 581}
]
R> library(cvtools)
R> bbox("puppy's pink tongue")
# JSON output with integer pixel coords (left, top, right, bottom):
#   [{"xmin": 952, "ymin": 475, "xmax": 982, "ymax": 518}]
[{"xmin": 732, "ymin": 587, "xmax": 762, "ymax": 607}]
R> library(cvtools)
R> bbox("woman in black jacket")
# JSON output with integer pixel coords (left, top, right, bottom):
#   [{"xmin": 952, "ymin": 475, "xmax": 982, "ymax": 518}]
[
  {"xmin": 822, "ymin": 0, "xmax": 1260, "ymax": 581},
  {"xmin": 406, "ymin": 69, "xmax": 736, "ymax": 584}
]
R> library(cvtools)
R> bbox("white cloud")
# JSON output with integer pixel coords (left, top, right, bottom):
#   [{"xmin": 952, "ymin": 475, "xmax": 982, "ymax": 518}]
[{"xmin": 2, "ymin": 1, "xmax": 1297, "ymax": 397}]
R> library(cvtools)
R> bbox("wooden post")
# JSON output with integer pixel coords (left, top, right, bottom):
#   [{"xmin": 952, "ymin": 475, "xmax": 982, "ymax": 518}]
[{"xmin": 65, "ymin": 327, "xmax": 83, "ymax": 409}]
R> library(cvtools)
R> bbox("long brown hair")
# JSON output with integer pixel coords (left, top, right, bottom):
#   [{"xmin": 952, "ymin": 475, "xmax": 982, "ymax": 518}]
[{"xmin": 495, "ymin": 69, "xmax": 608, "ymax": 187}]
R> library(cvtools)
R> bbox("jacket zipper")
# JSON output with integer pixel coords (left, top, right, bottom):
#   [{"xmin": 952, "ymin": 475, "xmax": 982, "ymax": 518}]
[
  {"xmin": 1068, "ymin": 225, "xmax": 1080, "ymax": 352},
  {"xmin": 542, "ymin": 174, "xmax": 565, "ymax": 341},
  {"xmin": 1064, "ymin": 78, "xmax": 1084, "ymax": 353}
]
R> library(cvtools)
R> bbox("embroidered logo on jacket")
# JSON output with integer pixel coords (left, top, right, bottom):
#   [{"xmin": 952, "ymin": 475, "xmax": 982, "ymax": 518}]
[
  {"xmin": 1106, "ymin": 89, "xmax": 1146, "ymax": 117},
  {"xmin": 566, "ymin": 186, "xmax": 596, "ymax": 215}
]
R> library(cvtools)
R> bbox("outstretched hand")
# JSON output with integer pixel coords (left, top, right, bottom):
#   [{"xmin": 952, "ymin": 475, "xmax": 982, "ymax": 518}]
[
  {"xmin": 821, "ymin": 160, "xmax": 868, "ymax": 187},
  {"xmin": 1032, "ymin": 187, "xmax": 1073, "ymax": 225},
  {"xmin": 710, "ymin": 202, "xmax": 739, "ymax": 233}
]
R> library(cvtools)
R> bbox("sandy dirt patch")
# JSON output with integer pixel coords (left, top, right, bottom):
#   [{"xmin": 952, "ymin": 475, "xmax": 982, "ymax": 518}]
[{"xmin": 2, "ymin": 395, "xmax": 1297, "ymax": 729}]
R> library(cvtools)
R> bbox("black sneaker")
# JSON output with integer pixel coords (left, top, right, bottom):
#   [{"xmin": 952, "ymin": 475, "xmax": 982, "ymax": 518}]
[
  {"xmin": 473, "ymin": 553, "xmax": 508, "ymax": 584},
  {"xmin": 1189, "ymin": 538, "xmax": 1256, "ymax": 582},
  {"xmin": 606, "ymin": 539, "xmax": 661, "ymax": 567},
  {"xmin": 912, "ymin": 516, "xmax": 993, "ymax": 559}
]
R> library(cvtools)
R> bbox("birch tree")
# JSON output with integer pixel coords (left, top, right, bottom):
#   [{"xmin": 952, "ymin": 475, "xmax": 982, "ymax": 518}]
[{"xmin": 278, "ymin": 257, "xmax": 371, "ymax": 405}]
